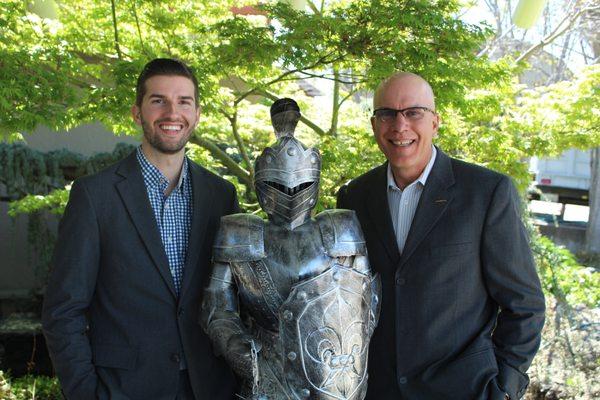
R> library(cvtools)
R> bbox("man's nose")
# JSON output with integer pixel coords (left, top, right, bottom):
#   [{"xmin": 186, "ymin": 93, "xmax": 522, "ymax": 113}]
[
  {"xmin": 163, "ymin": 101, "xmax": 179, "ymax": 117},
  {"xmin": 391, "ymin": 112, "xmax": 410, "ymax": 130}
]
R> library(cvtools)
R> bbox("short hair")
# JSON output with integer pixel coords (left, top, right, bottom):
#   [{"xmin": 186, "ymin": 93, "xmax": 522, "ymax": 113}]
[{"xmin": 135, "ymin": 58, "xmax": 199, "ymax": 107}]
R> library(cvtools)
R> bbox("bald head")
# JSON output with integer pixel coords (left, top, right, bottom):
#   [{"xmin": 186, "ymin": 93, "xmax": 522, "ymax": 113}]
[
  {"xmin": 373, "ymin": 72, "xmax": 436, "ymax": 110},
  {"xmin": 370, "ymin": 72, "xmax": 440, "ymax": 189}
]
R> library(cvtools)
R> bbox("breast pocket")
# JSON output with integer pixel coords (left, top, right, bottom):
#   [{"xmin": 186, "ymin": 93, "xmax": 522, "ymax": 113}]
[{"xmin": 429, "ymin": 242, "xmax": 473, "ymax": 258}]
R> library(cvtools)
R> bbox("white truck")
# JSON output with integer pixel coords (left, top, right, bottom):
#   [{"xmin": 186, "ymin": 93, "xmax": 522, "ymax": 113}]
[{"xmin": 530, "ymin": 148, "xmax": 591, "ymax": 205}]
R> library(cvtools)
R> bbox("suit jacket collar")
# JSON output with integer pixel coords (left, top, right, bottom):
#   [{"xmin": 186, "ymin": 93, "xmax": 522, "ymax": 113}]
[
  {"xmin": 367, "ymin": 164, "xmax": 401, "ymax": 264},
  {"xmin": 399, "ymin": 147, "xmax": 455, "ymax": 269},
  {"xmin": 179, "ymin": 161, "xmax": 213, "ymax": 299},
  {"xmin": 115, "ymin": 151, "xmax": 213, "ymax": 300},
  {"xmin": 367, "ymin": 147, "xmax": 455, "ymax": 269}
]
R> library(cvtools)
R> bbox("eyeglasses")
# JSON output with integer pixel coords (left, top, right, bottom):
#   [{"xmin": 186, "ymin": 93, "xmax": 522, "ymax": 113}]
[{"xmin": 372, "ymin": 106, "xmax": 436, "ymax": 123}]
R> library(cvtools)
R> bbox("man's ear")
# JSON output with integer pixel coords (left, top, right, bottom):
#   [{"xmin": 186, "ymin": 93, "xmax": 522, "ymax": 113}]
[
  {"xmin": 432, "ymin": 114, "xmax": 440, "ymax": 137},
  {"xmin": 194, "ymin": 106, "xmax": 201, "ymax": 129},
  {"xmin": 131, "ymin": 105, "xmax": 141, "ymax": 126},
  {"xmin": 370, "ymin": 116, "xmax": 377, "ymax": 135}
]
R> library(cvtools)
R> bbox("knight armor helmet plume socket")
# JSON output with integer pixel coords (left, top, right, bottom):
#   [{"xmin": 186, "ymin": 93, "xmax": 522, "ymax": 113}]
[{"xmin": 254, "ymin": 98, "xmax": 321, "ymax": 230}]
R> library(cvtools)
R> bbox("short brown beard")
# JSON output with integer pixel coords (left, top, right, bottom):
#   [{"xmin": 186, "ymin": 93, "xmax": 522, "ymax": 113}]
[{"xmin": 141, "ymin": 117, "xmax": 192, "ymax": 155}]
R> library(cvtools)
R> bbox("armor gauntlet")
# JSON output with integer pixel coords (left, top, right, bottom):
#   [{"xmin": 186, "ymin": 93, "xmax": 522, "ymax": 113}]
[
  {"xmin": 201, "ymin": 215, "xmax": 266, "ymax": 382},
  {"xmin": 201, "ymin": 261, "xmax": 258, "ymax": 380}
]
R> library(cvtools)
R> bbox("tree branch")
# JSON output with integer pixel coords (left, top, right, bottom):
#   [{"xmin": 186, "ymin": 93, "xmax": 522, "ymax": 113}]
[
  {"xmin": 110, "ymin": 0, "xmax": 122, "ymax": 59},
  {"xmin": 227, "ymin": 108, "xmax": 254, "ymax": 175},
  {"xmin": 297, "ymin": 70, "xmax": 366, "ymax": 84},
  {"xmin": 306, "ymin": 1, "xmax": 320, "ymax": 14},
  {"xmin": 515, "ymin": 5, "xmax": 598, "ymax": 63},
  {"xmin": 330, "ymin": 68, "xmax": 340, "ymax": 136},
  {"xmin": 190, "ymin": 135, "xmax": 252, "ymax": 187},
  {"xmin": 233, "ymin": 52, "xmax": 346, "ymax": 105},
  {"xmin": 130, "ymin": 1, "xmax": 150, "ymax": 57},
  {"xmin": 338, "ymin": 88, "xmax": 357, "ymax": 109}
]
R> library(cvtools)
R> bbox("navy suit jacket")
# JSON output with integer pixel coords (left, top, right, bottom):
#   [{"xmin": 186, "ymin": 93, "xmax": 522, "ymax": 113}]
[
  {"xmin": 42, "ymin": 151, "xmax": 239, "ymax": 399},
  {"xmin": 337, "ymin": 148, "xmax": 545, "ymax": 400}
]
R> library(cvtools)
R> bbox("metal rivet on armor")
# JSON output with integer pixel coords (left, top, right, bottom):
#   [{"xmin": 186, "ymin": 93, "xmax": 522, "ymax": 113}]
[
  {"xmin": 310, "ymin": 153, "xmax": 318, "ymax": 164},
  {"xmin": 332, "ymin": 271, "xmax": 340, "ymax": 281},
  {"xmin": 309, "ymin": 198, "xmax": 315, "ymax": 205},
  {"xmin": 298, "ymin": 291, "xmax": 307, "ymax": 300},
  {"xmin": 283, "ymin": 310, "xmax": 293, "ymax": 321},
  {"xmin": 300, "ymin": 389, "xmax": 310, "ymax": 397},
  {"xmin": 287, "ymin": 147, "xmax": 297, "ymax": 156},
  {"xmin": 287, "ymin": 351, "xmax": 297, "ymax": 361},
  {"xmin": 265, "ymin": 155, "xmax": 272, "ymax": 163},
  {"xmin": 362, "ymin": 282, "xmax": 368, "ymax": 290}
]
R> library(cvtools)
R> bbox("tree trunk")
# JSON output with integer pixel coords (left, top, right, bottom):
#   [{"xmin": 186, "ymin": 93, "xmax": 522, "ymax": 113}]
[
  {"xmin": 586, "ymin": 147, "xmax": 600, "ymax": 254},
  {"xmin": 584, "ymin": 7, "xmax": 598, "ymax": 256}
]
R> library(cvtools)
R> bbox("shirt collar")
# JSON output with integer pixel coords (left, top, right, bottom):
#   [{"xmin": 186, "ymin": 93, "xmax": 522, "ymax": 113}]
[
  {"xmin": 136, "ymin": 146, "xmax": 189, "ymax": 193},
  {"xmin": 387, "ymin": 145, "xmax": 437, "ymax": 191}
]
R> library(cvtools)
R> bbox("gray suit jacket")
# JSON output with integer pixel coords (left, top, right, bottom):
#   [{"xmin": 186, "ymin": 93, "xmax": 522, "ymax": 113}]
[
  {"xmin": 42, "ymin": 151, "xmax": 239, "ymax": 399},
  {"xmin": 337, "ymin": 148, "xmax": 545, "ymax": 400}
]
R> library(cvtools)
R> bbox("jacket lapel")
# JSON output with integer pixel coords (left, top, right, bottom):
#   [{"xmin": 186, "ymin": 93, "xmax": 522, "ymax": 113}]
[
  {"xmin": 115, "ymin": 152, "xmax": 177, "ymax": 298},
  {"xmin": 179, "ymin": 162, "xmax": 213, "ymax": 300},
  {"xmin": 397, "ymin": 148, "xmax": 455, "ymax": 270},
  {"xmin": 366, "ymin": 164, "xmax": 402, "ymax": 265}
]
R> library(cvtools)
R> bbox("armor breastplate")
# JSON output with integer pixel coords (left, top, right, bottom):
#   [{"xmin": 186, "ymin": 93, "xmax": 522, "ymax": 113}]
[{"xmin": 212, "ymin": 210, "xmax": 380, "ymax": 399}]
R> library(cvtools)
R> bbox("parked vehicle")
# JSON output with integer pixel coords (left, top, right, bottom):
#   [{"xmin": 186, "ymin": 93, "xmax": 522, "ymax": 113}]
[{"xmin": 530, "ymin": 148, "xmax": 591, "ymax": 205}]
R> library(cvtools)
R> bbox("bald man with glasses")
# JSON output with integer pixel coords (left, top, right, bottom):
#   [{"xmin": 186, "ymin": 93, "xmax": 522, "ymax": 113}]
[{"xmin": 337, "ymin": 72, "xmax": 545, "ymax": 400}]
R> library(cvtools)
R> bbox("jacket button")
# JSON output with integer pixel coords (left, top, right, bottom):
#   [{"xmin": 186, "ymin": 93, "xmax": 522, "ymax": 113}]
[
  {"xmin": 399, "ymin": 376, "xmax": 407, "ymax": 384},
  {"xmin": 395, "ymin": 277, "xmax": 406, "ymax": 285},
  {"xmin": 170, "ymin": 353, "xmax": 181, "ymax": 363}
]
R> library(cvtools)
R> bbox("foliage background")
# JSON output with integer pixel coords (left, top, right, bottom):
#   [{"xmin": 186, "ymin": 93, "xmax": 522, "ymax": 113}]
[{"xmin": 1, "ymin": 0, "xmax": 599, "ymax": 399}]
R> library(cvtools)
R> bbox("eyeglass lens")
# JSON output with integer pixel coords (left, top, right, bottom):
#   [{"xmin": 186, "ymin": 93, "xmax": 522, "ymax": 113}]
[{"xmin": 374, "ymin": 107, "xmax": 429, "ymax": 122}]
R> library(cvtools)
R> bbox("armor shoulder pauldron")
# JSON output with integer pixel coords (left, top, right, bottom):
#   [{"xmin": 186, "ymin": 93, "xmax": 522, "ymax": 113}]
[
  {"xmin": 316, "ymin": 209, "xmax": 366, "ymax": 257},
  {"xmin": 213, "ymin": 214, "xmax": 266, "ymax": 262}
]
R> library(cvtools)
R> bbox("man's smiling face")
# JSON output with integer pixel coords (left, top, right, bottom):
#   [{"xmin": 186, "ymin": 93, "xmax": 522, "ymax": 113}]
[
  {"xmin": 132, "ymin": 75, "xmax": 200, "ymax": 155},
  {"xmin": 371, "ymin": 73, "xmax": 439, "ymax": 188}
]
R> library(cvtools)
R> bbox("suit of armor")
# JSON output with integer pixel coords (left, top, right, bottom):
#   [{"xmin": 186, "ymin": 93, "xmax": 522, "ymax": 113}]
[{"xmin": 202, "ymin": 99, "xmax": 380, "ymax": 400}]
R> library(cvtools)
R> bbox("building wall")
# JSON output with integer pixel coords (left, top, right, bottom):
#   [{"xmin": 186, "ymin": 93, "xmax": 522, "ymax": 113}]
[
  {"xmin": 0, "ymin": 124, "xmax": 139, "ymax": 298},
  {"xmin": 23, "ymin": 123, "xmax": 139, "ymax": 156},
  {"xmin": 0, "ymin": 202, "xmax": 37, "ymax": 298}
]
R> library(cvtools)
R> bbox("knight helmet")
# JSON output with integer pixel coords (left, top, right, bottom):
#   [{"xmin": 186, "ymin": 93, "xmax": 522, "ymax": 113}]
[{"xmin": 254, "ymin": 98, "xmax": 321, "ymax": 230}]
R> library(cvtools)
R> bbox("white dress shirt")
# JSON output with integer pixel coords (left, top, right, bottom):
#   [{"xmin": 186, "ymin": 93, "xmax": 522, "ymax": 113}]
[{"xmin": 387, "ymin": 146, "xmax": 437, "ymax": 253}]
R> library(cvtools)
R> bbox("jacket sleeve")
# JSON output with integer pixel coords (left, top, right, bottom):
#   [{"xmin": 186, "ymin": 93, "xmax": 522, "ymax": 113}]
[
  {"xmin": 336, "ymin": 184, "xmax": 349, "ymax": 209},
  {"xmin": 41, "ymin": 179, "xmax": 100, "ymax": 400},
  {"xmin": 481, "ymin": 176, "xmax": 545, "ymax": 400},
  {"xmin": 230, "ymin": 185, "xmax": 241, "ymax": 214}
]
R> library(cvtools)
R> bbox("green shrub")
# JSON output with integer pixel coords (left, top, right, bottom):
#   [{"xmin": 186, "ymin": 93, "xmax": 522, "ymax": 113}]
[
  {"xmin": 0, "ymin": 372, "xmax": 61, "ymax": 400},
  {"xmin": 532, "ymin": 231, "xmax": 600, "ymax": 308}
]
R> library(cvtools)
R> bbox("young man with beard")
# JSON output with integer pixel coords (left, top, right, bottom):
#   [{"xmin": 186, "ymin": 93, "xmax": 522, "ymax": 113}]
[
  {"xmin": 337, "ymin": 72, "xmax": 545, "ymax": 400},
  {"xmin": 42, "ymin": 58, "xmax": 239, "ymax": 399}
]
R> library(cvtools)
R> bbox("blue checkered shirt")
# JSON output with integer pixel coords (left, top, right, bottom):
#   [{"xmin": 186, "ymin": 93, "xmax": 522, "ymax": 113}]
[{"xmin": 136, "ymin": 147, "xmax": 192, "ymax": 295}]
